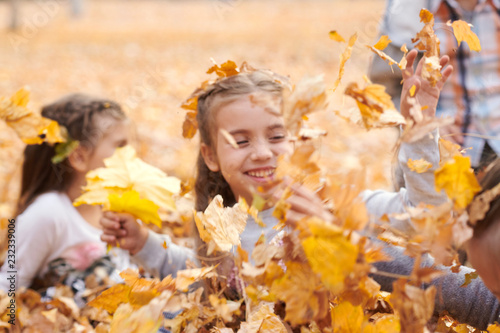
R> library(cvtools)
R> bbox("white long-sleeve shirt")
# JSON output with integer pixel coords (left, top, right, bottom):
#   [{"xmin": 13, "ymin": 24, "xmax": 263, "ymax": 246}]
[{"xmin": 0, "ymin": 192, "xmax": 131, "ymax": 291}]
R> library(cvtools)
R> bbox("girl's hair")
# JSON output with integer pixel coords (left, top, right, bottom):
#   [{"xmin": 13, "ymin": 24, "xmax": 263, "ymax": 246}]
[
  {"xmin": 17, "ymin": 93, "xmax": 126, "ymax": 215},
  {"xmin": 194, "ymin": 69, "xmax": 288, "ymax": 211},
  {"xmin": 471, "ymin": 158, "xmax": 500, "ymax": 238}
]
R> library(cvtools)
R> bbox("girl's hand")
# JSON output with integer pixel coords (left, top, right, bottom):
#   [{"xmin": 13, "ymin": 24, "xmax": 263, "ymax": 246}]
[
  {"xmin": 400, "ymin": 49, "xmax": 453, "ymax": 119},
  {"xmin": 273, "ymin": 179, "xmax": 333, "ymax": 227},
  {"xmin": 100, "ymin": 211, "xmax": 149, "ymax": 255}
]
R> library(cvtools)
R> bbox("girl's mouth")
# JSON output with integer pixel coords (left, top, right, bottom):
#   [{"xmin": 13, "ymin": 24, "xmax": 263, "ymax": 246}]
[{"xmin": 245, "ymin": 168, "xmax": 275, "ymax": 182}]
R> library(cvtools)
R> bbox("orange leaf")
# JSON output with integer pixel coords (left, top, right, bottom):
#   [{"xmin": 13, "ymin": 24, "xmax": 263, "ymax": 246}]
[
  {"xmin": 373, "ymin": 35, "xmax": 392, "ymax": 51},
  {"xmin": 88, "ymin": 284, "xmax": 131, "ymax": 314},
  {"xmin": 332, "ymin": 33, "xmax": 357, "ymax": 91},
  {"xmin": 329, "ymin": 30, "xmax": 345, "ymax": 43},
  {"xmin": 451, "ymin": 20, "xmax": 481, "ymax": 52}
]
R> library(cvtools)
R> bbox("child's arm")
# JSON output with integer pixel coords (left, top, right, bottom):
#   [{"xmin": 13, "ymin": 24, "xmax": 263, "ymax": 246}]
[
  {"xmin": 373, "ymin": 245, "xmax": 500, "ymax": 330},
  {"xmin": 362, "ymin": 50, "xmax": 453, "ymax": 233},
  {"xmin": 100, "ymin": 212, "xmax": 197, "ymax": 278}
]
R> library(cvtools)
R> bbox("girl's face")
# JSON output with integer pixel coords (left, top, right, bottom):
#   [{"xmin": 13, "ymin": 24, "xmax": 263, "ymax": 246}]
[
  {"xmin": 202, "ymin": 94, "xmax": 293, "ymax": 204},
  {"xmin": 84, "ymin": 118, "xmax": 129, "ymax": 172}
]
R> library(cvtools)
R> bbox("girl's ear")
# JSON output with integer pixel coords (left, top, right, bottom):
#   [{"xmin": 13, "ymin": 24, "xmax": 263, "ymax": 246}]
[
  {"xmin": 201, "ymin": 143, "xmax": 220, "ymax": 172},
  {"xmin": 67, "ymin": 146, "xmax": 91, "ymax": 173}
]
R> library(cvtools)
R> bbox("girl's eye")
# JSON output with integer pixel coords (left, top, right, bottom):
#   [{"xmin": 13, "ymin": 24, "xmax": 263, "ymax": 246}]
[
  {"xmin": 236, "ymin": 140, "xmax": 249, "ymax": 146},
  {"xmin": 270, "ymin": 134, "xmax": 285, "ymax": 142}
]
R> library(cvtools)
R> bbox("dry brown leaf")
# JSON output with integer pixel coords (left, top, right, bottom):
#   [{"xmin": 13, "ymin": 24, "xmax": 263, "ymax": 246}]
[
  {"xmin": 194, "ymin": 195, "xmax": 247, "ymax": 255},
  {"xmin": 344, "ymin": 82, "xmax": 405, "ymax": 130},
  {"xmin": 332, "ymin": 33, "xmax": 357, "ymax": 91},
  {"xmin": 468, "ymin": 182, "xmax": 500, "ymax": 226},
  {"xmin": 282, "ymin": 75, "xmax": 328, "ymax": 136},
  {"xmin": 389, "ymin": 280, "xmax": 436, "ymax": 333}
]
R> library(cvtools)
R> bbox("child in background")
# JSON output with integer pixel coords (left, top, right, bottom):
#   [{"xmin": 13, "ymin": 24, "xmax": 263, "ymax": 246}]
[
  {"xmin": 467, "ymin": 158, "xmax": 500, "ymax": 300},
  {"xmin": 101, "ymin": 51, "xmax": 500, "ymax": 328},
  {"xmin": 0, "ymin": 94, "xmax": 134, "ymax": 296}
]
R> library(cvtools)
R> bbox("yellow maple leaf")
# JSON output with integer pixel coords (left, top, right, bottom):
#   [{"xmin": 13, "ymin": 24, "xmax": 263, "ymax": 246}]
[
  {"xmin": 329, "ymin": 30, "xmax": 345, "ymax": 42},
  {"xmin": 450, "ymin": 20, "xmax": 481, "ymax": 52},
  {"xmin": 108, "ymin": 190, "xmax": 162, "ymax": 228},
  {"xmin": 330, "ymin": 301, "xmax": 364, "ymax": 333},
  {"xmin": 488, "ymin": 323, "xmax": 500, "ymax": 333},
  {"xmin": 332, "ymin": 33, "xmax": 357, "ymax": 92},
  {"xmin": 435, "ymin": 155, "xmax": 481, "ymax": 209},
  {"xmin": 88, "ymin": 284, "xmax": 131, "ymax": 314},
  {"xmin": 407, "ymin": 158, "xmax": 432, "ymax": 173},
  {"xmin": 194, "ymin": 195, "xmax": 247, "ymax": 255},
  {"xmin": 301, "ymin": 218, "xmax": 358, "ymax": 294},
  {"xmin": 373, "ymin": 35, "xmax": 392, "ymax": 51},
  {"xmin": 74, "ymin": 146, "xmax": 181, "ymax": 223},
  {"xmin": 270, "ymin": 261, "xmax": 329, "ymax": 325}
]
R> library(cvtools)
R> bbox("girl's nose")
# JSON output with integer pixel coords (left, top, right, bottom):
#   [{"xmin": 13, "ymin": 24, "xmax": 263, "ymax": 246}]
[{"xmin": 250, "ymin": 141, "xmax": 273, "ymax": 160}]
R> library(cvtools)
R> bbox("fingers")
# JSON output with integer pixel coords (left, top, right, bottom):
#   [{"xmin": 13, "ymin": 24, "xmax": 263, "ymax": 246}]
[
  {"xmin": 437, "ymin": 65, "xmax": 453, "ymax": 90},
  {"xmin": 402, "ymin": 49, "xmax": 419, "ymax": 80}
]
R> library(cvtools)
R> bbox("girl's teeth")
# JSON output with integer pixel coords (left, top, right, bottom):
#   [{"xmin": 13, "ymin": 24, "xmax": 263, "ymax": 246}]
[{"xmin": 248, "ymin": 170, "xmax": 274, "ymax": 177}]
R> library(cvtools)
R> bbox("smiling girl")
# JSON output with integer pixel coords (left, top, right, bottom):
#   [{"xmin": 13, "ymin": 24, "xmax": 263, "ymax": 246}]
[{"xmin": 0, "ymin": 94, "xmax": 134, "ymax": 294}]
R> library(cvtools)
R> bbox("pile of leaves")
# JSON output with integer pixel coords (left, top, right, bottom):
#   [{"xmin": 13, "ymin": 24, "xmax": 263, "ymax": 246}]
[{"xmin": 1, "ymin": 6, "xmax": 499, "ymax": 333}]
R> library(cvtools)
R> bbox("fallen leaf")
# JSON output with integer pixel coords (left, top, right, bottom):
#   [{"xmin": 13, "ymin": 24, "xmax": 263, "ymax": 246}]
[
  {"xmin": 435, "ymin": 155, "xmax": 482, "ymax": 209},
  {"xmin": 194, "ymin": 195, "xmax": 247, "ymax": 255},
  {"xmin": 175, "ymin": 266, "xmax": 217, "ymax": 292},
  {"xmin": 330, "ymin": 301, "xmax": 364, "ymax": 333},
  {"xmin": 270, "ymin": 262, "xmax": 328, "ymax": 325}
]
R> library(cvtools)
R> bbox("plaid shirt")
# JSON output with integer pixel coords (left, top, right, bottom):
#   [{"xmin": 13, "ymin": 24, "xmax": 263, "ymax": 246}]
[{"xmin": 380, "ymin": 0, "xmax": 500, "ymax": 166}]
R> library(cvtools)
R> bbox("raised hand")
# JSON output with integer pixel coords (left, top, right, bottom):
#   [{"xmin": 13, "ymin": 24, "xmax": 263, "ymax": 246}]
[{"xmin": 400, "ymin": 49, "xmax": 453, "ymax": 119}]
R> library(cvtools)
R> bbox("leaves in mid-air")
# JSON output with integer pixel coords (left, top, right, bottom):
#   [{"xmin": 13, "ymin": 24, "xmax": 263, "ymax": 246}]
[
  {"xmin": 194, "ymin": 195, "xmax": 247, "ymax": 255},
  {"xmin": 0, "ymin": 88, "xmax": 66, "ymax": 145},
  {"xmin": 435, "ymin": 155, "xmax": 482, "ymax": 209},
  {"xmin": 344, "ymin": 82, "xmax": 405, "ymax": 129},
  {"xmin": 332, "ymin": 33, "xmax": 357, "ymax": 91},
  {"xmin": 449, "ymin": 20, "xmax": 481, "ymax": 52},
  {"xmin": 407, "ymin": 158, "xmax": 432, "ymax": 173}
]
